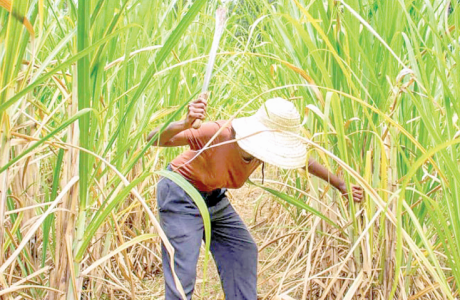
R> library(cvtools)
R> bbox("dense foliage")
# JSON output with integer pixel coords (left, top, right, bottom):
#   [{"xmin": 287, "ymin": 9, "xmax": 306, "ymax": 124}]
[{"xmin": 0, "ymin": 0, "xmax": 459, "ymax": 299}]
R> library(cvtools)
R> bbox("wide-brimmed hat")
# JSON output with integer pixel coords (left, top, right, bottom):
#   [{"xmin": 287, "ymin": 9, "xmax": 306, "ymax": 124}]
[{"xmin": 232, "ymin": 98, "xmax": 306, "ymax": 169}]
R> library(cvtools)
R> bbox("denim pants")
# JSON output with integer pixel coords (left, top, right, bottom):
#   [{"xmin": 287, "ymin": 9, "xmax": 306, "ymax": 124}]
[{"xmin": 157, "ymin": 169, "xmax": 258, "ymax": 300}]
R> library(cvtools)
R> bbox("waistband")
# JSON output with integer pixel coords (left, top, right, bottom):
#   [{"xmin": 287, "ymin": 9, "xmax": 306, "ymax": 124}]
[{"xmin": 166, "ymin": 164, "xmax": 226, "ymax": 206}]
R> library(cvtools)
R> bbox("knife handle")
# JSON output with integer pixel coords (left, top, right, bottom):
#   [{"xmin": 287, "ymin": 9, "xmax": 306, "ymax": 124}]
[
  {"xmin": 192, "ymin": 119, "xmax": 202, "ymax": 129},
  {"xmin": 191, "ymin": 91, "xmax": 209, "ymax": 129}
]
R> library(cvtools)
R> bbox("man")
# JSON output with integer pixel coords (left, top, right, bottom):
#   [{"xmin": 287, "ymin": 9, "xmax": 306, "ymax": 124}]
[{"xmin": 148, "ymin": 94, "xmax": 363, "ymax": 300}]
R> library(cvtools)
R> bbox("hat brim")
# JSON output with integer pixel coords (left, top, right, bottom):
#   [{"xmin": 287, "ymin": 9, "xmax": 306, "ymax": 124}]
[{"xmin": 232, "ymin": 116, "xmax": 306, "ymax": 169}]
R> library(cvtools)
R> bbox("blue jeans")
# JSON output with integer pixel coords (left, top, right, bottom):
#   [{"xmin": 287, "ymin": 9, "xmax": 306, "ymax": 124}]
[{"xmin": 157, "ymin": 169, "xmax": 258, "ymax": 300}]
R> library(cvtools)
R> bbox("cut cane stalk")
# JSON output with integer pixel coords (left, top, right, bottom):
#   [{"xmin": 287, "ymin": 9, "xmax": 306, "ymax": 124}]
[{"xmin": 192, "ymin": 7, "xmax": 228, "ymax": 129}]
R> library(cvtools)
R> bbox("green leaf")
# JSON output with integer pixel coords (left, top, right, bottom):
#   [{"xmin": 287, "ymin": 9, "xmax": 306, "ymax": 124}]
[
  {"xmin": 42, "ymin": 148, "xmax": 65, "ymax": 267},
  {"xmin": 0, "ymin": 26, "xmax": 133, "ymax": 113},
  {"xmin": 102, "ymin": 0, "xmax": 207, "ymax": 157},
  {"xmin": 75, "ymin": 172, "xmax": 151, "ymax": 262},
  {"xmin": 156, "ymin": 170, "xmax": 212, "ymax": 290},
  {"xmin": 0, "ymin": 108, "xmax": 94, "ymax": 174},
  {"xmin": 249, "ymin": 181, "xmax": 340, "ymax": 230}
]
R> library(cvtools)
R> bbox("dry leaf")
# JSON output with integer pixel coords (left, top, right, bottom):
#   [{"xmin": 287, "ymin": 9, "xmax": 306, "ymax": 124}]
[{"xmin": 273, "ymin": 295, "xmax": 297, "ymax": 300}]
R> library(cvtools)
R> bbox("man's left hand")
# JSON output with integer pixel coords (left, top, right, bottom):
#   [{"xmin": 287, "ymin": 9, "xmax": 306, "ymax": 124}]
[{"xmin": 340, "ymin": 184, "xmax": 364, "ymax": 202}]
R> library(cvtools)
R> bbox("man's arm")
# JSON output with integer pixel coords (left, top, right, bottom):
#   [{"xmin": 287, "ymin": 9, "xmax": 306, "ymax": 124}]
[
  {"xmin": 304, "ymin": 158, "xmax": 363, "ymax": 202},
  {"xmin": 147, "ymin": 93, "xmax": 208, "ymax": 147},
  {"xmin": 147, "ymin": 120, "xmax": 190, "ymax": 147}
]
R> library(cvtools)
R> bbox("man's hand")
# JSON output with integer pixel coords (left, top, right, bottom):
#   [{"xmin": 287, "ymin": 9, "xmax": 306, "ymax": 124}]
[
  {"xmin": 185, "ymin": 93, "xmax": 208, "ymax": 128},
  {"xmin": 147, "ymin": 93, "xmax": 208, "ymax": 146},
  {"xmin": 306, "ymin": 159, "xmax": 364, "ymax": 203},
  {"xmin": 340, "ymin": 183, "xmax": 364, "ymax": 203}
]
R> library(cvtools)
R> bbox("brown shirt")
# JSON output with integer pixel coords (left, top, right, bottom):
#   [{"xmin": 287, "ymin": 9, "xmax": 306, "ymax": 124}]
[{"xmin": 170, "ymin": 120, "xmax": 261, "ymax": 192}]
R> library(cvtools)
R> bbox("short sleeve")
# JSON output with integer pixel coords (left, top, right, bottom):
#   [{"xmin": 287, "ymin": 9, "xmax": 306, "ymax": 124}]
[{"xmin": 183, "ymin": 121, "xmax": 221, "ymax": 150}]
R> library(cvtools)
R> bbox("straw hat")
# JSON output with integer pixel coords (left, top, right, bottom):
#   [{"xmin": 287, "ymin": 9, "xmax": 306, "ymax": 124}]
[{"xmin": 232, "ymin": 98, "xmax": 306, "ymax": 169}]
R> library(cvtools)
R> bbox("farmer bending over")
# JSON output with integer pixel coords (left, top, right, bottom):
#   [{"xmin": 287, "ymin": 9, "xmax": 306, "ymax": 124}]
[{"xmin": 148, "ymin": 94, "xmax": 363, "ymax": 300}]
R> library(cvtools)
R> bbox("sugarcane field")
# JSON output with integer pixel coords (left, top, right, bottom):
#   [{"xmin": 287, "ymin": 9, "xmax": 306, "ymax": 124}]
[{"xmin": 1, "ymin": 0, "xmax": 460, "ymax": 299}]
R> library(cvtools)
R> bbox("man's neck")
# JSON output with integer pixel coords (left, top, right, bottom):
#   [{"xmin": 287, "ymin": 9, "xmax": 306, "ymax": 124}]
[{"xmin": 231, "ymin": 125, "xmax": 255, "ymax": 161}]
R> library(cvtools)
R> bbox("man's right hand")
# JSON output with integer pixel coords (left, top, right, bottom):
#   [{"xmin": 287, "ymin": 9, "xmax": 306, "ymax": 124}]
[{"xmin": 185, "ymin": 93, "xmax": 208, "ymax": 128}]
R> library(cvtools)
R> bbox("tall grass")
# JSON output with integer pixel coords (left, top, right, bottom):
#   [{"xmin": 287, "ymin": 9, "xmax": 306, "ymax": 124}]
[{"xmin": 0, "ymin": 0, "xmax": 459, "ymax": 299}]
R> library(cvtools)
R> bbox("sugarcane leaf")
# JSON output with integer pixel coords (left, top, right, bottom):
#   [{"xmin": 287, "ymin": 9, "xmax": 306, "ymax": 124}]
[
  {"xmin": 103, "ymin": 0, "xmax": 207, "ymax": 157},
  {"xmin": 0, "ymin": 108, "xmax": 94, "ymax": 173},
  {"xmin": 0, "ymin": 0, "xmax": 35, "ymax": 37},
  {"xmin": 42, "ymin": 148, "xmax": 65, "ymax": 267},
  {"xmin": 156, "ymin": 170, "xmax": 212, "ymax": 286},
  {"xmin": 0, "ymin": 26, "xmax": 133, "ymax": 113},
  {"xmin": 75, "ymin": 172, "xmax": 151, "ymax": 262},
  {"xmin": 82, "ymin": 234, "xmax": 157, "ymax": 275},
  {"xmin": 249, "ymin": 180, "xmax": 340, "ymax": 229}
]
